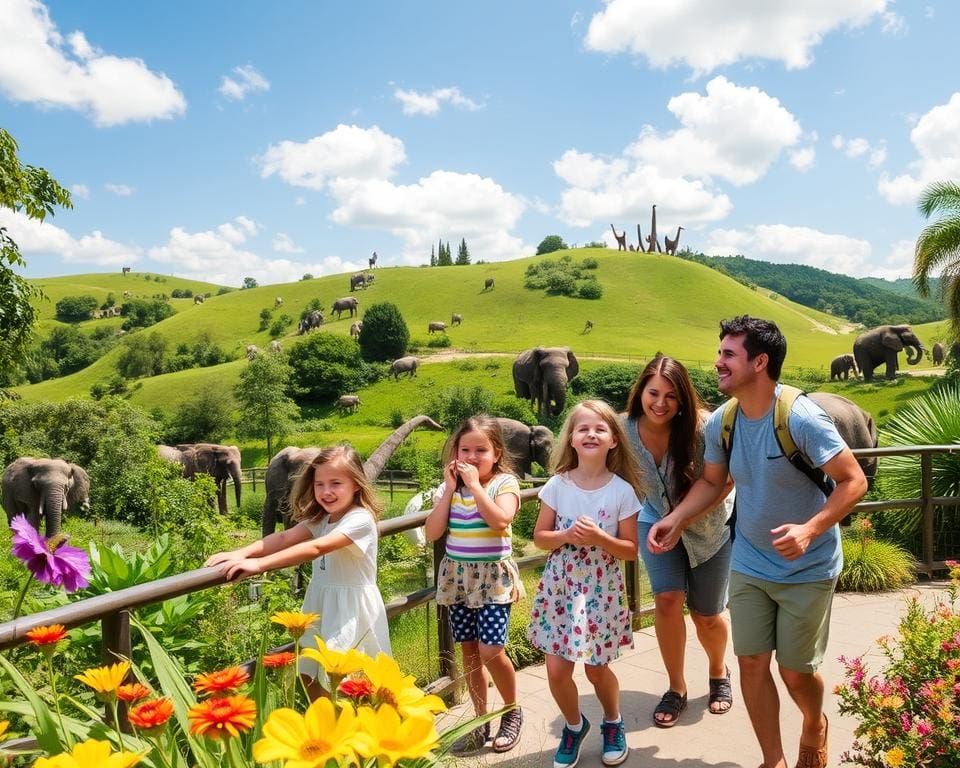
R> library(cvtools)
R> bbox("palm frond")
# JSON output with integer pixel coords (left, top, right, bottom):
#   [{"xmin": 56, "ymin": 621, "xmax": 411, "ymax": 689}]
[{"xmin": 918, "ymin": 180, "xmax": 960, "ymax": 218}]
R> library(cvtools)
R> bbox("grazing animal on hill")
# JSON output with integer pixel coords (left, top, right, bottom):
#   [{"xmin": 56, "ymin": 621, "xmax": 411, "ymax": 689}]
[
  {"xmin": 274, "ymin": 296, "xmax": 283, "ymax": 308},
  {"xmin": 451, "ymin": 313, "xmax": 462, "ymax": 326},
  {"xmin": 830, "ymin": 354, "xmax": 859, "ymax": 381},
  {"xmin": 484, "ymin": 277, "xmax": 495, "ymax": 290},
  {"xmin": 390, "ymin": 356, "xmax": 419, "ymax": 379},
  {"xmin": 582, "ymin": 320, "xmax": 593, "ymax": 334},
  {"xmin": 298, "ymin": 309, "xmax": 324, "ymax": 334},
  {"xmin": 932, "ymin": 342, "xmax": 945, "ymax": 365},
  {"xmin": 194, "ymin": 294, "xmax": 205, "ymax": 304},
  {"xmin": 336, "ymin": 394, "xmax": 361, "ymax": 413},
  {"xmin": 245, "ymin": 344, "xmax": 260, "ymax": 360},
  {"xmin": 331, "ymin": 297, "xmax": 359, "ymax": 319},
  {"xmin": 428, "ymin": 321, "xmax": 446, "ymax": 333},
  {"xmin": 350, "ymin": 321, "xmax": 362, "ymax": 339},
  {"xmin": 369, "ymin": 251, "xmax": 378, "ymax": 269}
]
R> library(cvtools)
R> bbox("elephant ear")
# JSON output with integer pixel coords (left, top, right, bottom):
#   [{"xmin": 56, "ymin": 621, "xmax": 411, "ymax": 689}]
[
  {"xmin": 881, "ymin": 331, "xmax": 904, "ymax": 351},
  {"xmin": 67, "ymin": 465, "xmax": 90, "ymax": 507},
  {"xmin": 531, "ymin": 347, "xmax": 547, "ymax": 387},
  {"xmin": 565, "ymin": 350, "xmax": 580, "ymax": 381}
]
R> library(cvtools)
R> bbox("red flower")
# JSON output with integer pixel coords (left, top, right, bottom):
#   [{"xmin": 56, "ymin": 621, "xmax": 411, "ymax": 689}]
[
  {"xmin": 193, "ymin": 666, "xmax": 250, "ymax": 697},
  {"xmin": 128, "ymin": 698, "xmax": 175, "ymax": 732},
  {"xmin": 117, "ymin": 683, "xmax": 152, "ymax": 703},
  {"xmin": 25, "ymin": 624, "xmax": 68, "ymax": 646},
  {"xmin": 188, "ymin": 695, "xmax": 256, "ymax": 739},
  {"xmin": 338, "ymin": 677, "xmax": 375, "ymax": 699},
  {"xmin": 262, "ymin": 652, "xmax": 296, "ymax": 668}
]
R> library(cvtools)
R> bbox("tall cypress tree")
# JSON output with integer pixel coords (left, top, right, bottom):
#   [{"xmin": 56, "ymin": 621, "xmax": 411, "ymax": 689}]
[
  {"xmin": 430, "ymin": 245, "xmax": 437, "ymax": 267},
  {"xmin": 455, "ymin": 238, "xmax": 471, "ymax": 265},
  {"xmin": 438, "ymin": 238, "xmax": 453, "ymax": 266}
]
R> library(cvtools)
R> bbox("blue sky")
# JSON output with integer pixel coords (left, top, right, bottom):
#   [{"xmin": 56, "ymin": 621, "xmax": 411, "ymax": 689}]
[{"xmin": 2, "ymin": 0, "xmax": 959, "ymax": 286}]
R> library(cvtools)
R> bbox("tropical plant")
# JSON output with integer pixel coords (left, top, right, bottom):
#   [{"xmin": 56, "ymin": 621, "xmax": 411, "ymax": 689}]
[
  {"xmin": 837, "ymin": 518, "xmax": 914, "ymax": 593},
  {"xmin": 873, "ymin": 383, "xmax": 960, "ymax": 548},
  {"xmin": 835, "ymin": 563, "xmax": 960, "ymax": 766},
  {"xmin": 914, "ymin": 180, "xmax": 960, "ymax": 333}
]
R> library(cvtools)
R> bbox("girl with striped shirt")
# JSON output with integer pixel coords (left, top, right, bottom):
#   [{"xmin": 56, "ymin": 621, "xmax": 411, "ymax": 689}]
[{"xmin": 426, "ymin": 414, "xmax": 524, "ymax": 754}]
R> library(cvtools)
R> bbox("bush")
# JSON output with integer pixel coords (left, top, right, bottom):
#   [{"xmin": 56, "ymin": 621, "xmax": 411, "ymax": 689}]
[
  {"xmin": 838, "ymin": 518, "xmax": 914, "ymax": 592},
  {"xmin": 524, "ymin": 256, "xmax": 602, "ymax": 298},
  {"xmin": 425, "ymin": 385, "xmax": 495, "ymax": 428},
  {"xmin": 536, "ymin": 235, "xmax": 567, "ymax": 255},
  {"xmin": 578, "ymin": 279, "xmax": 603, "ymax": 299},
  {"xmin": 581, "ymin": 257, "xmax": 599, "ymax": 269},
  {"xmin": 358, "ymin": 302, "xmax": 410, "ymax": 362},
  {"xmin": 426, "ymin": 333, "xmax": 451, "ymax": 348},
  {"xmin": 571, "ymin": 363, "xmax": 643, "ymax": 411},
  {"xmin": 55, "ymin": 294, "xmax": 98, "ymax": 322},
  {"xmin": 171, "ymin": 288, "xmax": 193, "ymax": 298},
  {"xmin": 121, "ymin": 298, "xmax": 175, "ymax": 330},
  {"xmin": 164, "ymin": 384, "xmax": 235, "ymax": 444},
  {"xmin": 288, "ymin": 331, "xmax": 381, "ymax": 401},
  {"xmin": 269, "ymin": 313, "xmax": 293, "ymax": 337},
  {"xmin": 688, "ymin": 367, "xmax": 723, "ymax": 407},
  {"xmin": 258, "ymin": 308, "xmax": 272, "ymax": 331},
  {"xmin": 116, "ymin": 332, "xmax": 168, "ymax": 378}
]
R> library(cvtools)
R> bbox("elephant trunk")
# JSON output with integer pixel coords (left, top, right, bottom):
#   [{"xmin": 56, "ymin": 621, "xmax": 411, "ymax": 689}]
[
  {"xmin": 42, "ymin": 487, "xmax": 65, "ymax": 538},
  {"xmin": 906, "ymin": 344, "xmax": 924, "ymax": 365},
  {"xmin": 363, "ymin": 415, "xmax": 444, "ymax": 481},
  {"xmin": 230, "ymin": 463, "xmax": 243, "ymax": 511},
  {"xmin": 544, "ymin": 372, "xmax": 569, "ymax": 416}
]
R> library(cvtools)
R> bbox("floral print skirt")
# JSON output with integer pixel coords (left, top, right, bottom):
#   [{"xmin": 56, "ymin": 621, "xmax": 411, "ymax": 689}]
[
  {"xmin": 435, "ymin": 556, "xmax": 525, "ymax": 608},
  {"xmin": 528, "ymin": 544, "xmax": 633, "ymax": 665}
]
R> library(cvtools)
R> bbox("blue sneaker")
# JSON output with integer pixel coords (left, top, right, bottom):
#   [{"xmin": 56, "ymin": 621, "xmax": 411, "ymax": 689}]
[
  {"xmin": 554, "ymin": 716, "xmax": 591, "ymax": 768},
  {"xmin": 600, "ymin": 719, "xmax": 628, "ymax": 766}
]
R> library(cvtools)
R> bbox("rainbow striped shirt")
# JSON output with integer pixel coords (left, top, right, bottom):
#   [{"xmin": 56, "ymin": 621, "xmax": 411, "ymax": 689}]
[{"xmin": 438, "ymin": 473, "xmax": 520, "ymax": 562}]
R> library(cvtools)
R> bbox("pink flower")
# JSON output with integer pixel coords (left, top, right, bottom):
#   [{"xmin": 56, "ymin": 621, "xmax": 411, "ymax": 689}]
[{"xmin": 10, "ymin": 515, "xmax": 90, "ymax": 591}]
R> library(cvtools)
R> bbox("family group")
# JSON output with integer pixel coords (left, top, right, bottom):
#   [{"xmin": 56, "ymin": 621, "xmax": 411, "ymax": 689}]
[{"xmin": 206, "ymin": 314, "xmax": 867, "ymax": 768}]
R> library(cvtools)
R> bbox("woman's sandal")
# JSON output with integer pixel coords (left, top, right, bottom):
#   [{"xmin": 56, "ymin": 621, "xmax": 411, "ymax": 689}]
[
  {"xmin": 653, "ymin": 690, "xmax": 687, "ymax": 728},
  {"xmin": 795, "ymin": 714, "xmax": 828, "ymax": 768},
  {"xmin": 708, "ymin": 667, "xmax": 734, "ymax": 714}
]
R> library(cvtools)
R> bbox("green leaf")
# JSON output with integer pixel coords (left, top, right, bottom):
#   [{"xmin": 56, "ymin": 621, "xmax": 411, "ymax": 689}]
[{"xmin": 0, "ymin": 653, "xmax": 64, "ymax": 755}]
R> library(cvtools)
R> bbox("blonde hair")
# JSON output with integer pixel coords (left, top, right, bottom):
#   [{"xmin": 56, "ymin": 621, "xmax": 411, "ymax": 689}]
[
  {"xmin": 441, "ymin": 414, "xmax": 517, "ymax": 488},
  {"xmin": 289, "ymin": 444, "xmax": 384, "ymax": 523},
  {"xmin": 551, "ymin": 400, "xmax": 644, "ymax": 498}
]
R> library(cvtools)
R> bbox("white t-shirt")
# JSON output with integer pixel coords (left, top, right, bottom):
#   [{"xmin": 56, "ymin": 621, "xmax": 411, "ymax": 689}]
[{"xmin": 538, "ymin": 472, "xmax": 642, "ymax": 534}]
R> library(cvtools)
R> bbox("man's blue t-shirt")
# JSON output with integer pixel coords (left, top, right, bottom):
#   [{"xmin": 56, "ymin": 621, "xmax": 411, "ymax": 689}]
[{"xmin": 703, "ymin": 386, "xmax": 847, "ymax": 583}]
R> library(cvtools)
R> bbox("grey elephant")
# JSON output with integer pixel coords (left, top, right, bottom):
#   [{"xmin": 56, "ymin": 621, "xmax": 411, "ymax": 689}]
[
  {"xmin": 932, "ymin": 342, "xmax": 945, "ymax": 365},
  {"xmin": 495, "ymin": 418, "xmax": 553, "ymax": 477},
  {"xmin": 390, "ymin": 356, "xmax": 419, "ymax": 379},
  {"xmin": 2, "ymin": 457, "xmax": 90, "ymax": 536},
  {"xmin": 853, "ymin": 324, "xmax": 926, "ymax": 381},
  {"xmin": 808, "ymin": 392, "xmax": 879, "ymax": 490},
  {"xmin": 298, "ymin": 309, "xmax": 324, "ymax": 334},
  {"xmin": 331, "ymin": 297, "xmax": 359, "ymax": 319},
  {"xmin": 261, "ymin": 415, "xmax": 443, "ymax": 535},
  {"xmin": 513, "ymin": 346, "xmax": 580, "ymax": 417},
  {"xmin": 451, "ymin": 313, "xmax": 462, "ymax": 326},
  {"xmin": 484, "ymin": 278, "xmax": 495, "ymax": 290},
  {"xmin": 830, "ymin": 354, "xmax": 859, "ymax": 381},
  {"xmin": 337, "ymin": 394, "xmax": 361, "ymax": 412},
  {"xmin": 158, "ymin": 443, "xmax": 242, "ymax": 514},
  {"xmin": 428, "ymin": 321, "xmax": 446, "ymax": 333}
]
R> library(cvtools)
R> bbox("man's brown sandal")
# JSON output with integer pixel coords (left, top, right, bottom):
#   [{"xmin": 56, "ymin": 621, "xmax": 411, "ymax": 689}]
[{"xmin": 795, "ymin": 714, "xmax": 828, "ymax": 768}]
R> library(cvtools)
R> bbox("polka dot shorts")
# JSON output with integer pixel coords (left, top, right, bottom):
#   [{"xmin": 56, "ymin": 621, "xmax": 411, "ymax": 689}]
[{"xmin": 448, "ymin": 603, "xmax": 512, "ymax": 646}]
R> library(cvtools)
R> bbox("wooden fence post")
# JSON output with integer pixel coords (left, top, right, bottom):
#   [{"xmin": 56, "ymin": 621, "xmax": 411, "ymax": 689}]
[
  {"xmin": 102, "ymin": 610, "xmax": 132, "ymax": 731},
  {"xmin": 433, "ymin": 536, "xmax": 461, "ymax": 703},
  {"xmin": 921, "ymin": 451, "xmax": 934, "ymax": 575}
]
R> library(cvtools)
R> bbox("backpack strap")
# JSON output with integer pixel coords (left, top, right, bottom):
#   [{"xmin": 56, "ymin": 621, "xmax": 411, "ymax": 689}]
[
  {"xmin": 719, "ymin": 398, "xmax": 739, "ymax": 541},
  {"xmin": 773, "ymin": 385, "xmax": 835, "ymax": 498}
]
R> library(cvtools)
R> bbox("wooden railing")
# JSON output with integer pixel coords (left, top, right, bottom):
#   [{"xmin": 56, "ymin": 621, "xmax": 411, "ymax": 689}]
[
  {"xmin": 2, "ymin": 445, "xmax": 959, "ymax": 711},
  {"xmin": 239, "ymin": 467, "xmax": 420, "ymax": 499}
]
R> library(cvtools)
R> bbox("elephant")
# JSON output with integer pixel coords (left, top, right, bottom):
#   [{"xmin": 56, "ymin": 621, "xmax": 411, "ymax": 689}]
[
  {"xmin": 194, "ymin": 294, "xmax": 205, "ymax": 304},
  {"xmin": 484, "ymin": 278, "xmax": 495, "ymax": 290},
  {"xmin": 495, "ymin": 418, "xmax": 553, "ymax": 477},
  {"xmin": 350, "ymin": 273, "xmax": 374, "ymax": 291},
  {"xmin": 245, "ymin": 344, "xmax": 260, "ymax": 360},
  {"xmin": 451, "ymin": 313, "xmax": 462, "ymax": 326},
  {"xmin": 298, "ymin": 309, "xmax": 324, "ymax": 334},
  {"xmin": 270, "ymin": 340, "xmax": 282, "ymax": 354},
  {"xmin": 853, "ymin": 324, "xmax": 925, "ymax": 382},
  {"xmin": 513, "ymin": 347, "xmax": 580, "ymax": 417},
  {"xmin": 808, "ymin": 392, "xmax": 879, "ymax": 490},
  {"xmin": 932, "ymin": 342, "xmax": 945, "ymax": 365},
  {"xmin": 952, "ymin": 341, "xmax": 960, "ymax": 366},
  {"xmin": 428, "ymin": 321, "xmax": 446, "ymax": 334},
  {"xmin": 390, "ymin": 356, "xmax": 419, "ymax": 379},
  {"xmin": 350, "ymin": 321, "xmax": 362, "ymax": 339},
  {"xmin": 261, "ymin": 415, "xmax": 443, "ymax": 535},
  {"xmin": 830, "ymin": 353, "xmax": 859, "ymax": 381},
  {"xmin": 2, "ymin": 457, "xmax": 90, "ymax": 536},
  {"xmin": 331, "ymin": 297, "xmax": 359, "ymax": 319},
  {"xmin": 158, "ymin": 443, "xmax": 242, "ymax": 514},
  {"xmin": 337, "ymin": 394, "xmax": 361, "ymax": 413}
]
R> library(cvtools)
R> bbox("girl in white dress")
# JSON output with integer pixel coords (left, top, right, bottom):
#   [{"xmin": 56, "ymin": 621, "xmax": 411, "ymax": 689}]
[
  {"xmin": 205, "ymin": 444, "xmax": 391, "ymax": 698},
  {"xmin": 528, "ymin": 400, "xmax": 643, "ymax": 768}
]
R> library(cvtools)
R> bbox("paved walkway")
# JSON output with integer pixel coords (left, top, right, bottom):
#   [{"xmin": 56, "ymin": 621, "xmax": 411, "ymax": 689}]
[{"xmin": 439, "ymin": 583, "xmax": 948, "ymax": 768}]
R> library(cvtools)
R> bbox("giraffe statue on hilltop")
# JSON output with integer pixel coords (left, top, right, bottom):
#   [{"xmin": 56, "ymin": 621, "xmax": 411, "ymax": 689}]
[
  {"xmin": 664, "ymin": 226, "xmax": 684, "ymax": 255},
  {"xmin": 646, "ymin": 204, "xmax": 661, "ymax": 252},
  {"xmin": 610, "ymin": 224, "xmax": 627, "ymax": 251}
]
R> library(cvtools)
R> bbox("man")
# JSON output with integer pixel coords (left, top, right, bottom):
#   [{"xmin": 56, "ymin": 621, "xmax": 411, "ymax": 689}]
[{"xmin": 647, "ymin": 316, "xmax": 866, "ymax": 768}]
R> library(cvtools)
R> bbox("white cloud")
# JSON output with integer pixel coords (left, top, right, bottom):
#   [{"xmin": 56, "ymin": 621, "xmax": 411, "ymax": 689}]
[
  {"xmin": 584, "ymin": 0, "xmax": 888, "ymax": 73},
  {"xmin": 272, "ymin": 232, "xmax": 304, "ymax": 253},
  {"xmin": 878, "ymin": 92, "xmax": 960, "ymax": 204},
  {"xmin": 105, "ymin": 183, "xmax": 135, "ymax": 196},
  {"xmin": 70, "ymin": 183, "xmax": 89, "ymax": 199},
  {"xmin": 394, "ymin": 86, "xmax": 483, "ymax": 116},
  {"xmin": 864, "ymin": 239, "xmax": 915, "ymax": 280},
  {"xmin": 703, "ymin": 224, "xmax": 873, "ymax": 276},
  {"xmin": 294, "ymin": 196, "xmax": 306, "ymax": 206},
  {"xmin": 0, "ymin": 0, "xmax": 186, "ymax": 126},
  {"xmin": 0, "ymin": 207, "xmax": 141, "ymax": 265},
  {"xmin": 789, "ymin": 147, "xmax": 816, "ymax": 172},
  {"xmin": 553, "ymin": 77, "xmax": 803, "ymax": 227},
  {"xmin": 258, "ymin": 124, "xmax": 406, "ymax": 190},
  {"xmin": 868, "ymin": 143, "xmax": 887, "ymax": 167},
  {"xmin": 880, "ymin": 11, "xmax": 907, "ymax": 34},
  {"xmin": 570, "ymin": 11, "xmax": 584, "ymax": 27},
  {"xmin": 833, "ymin": 135, "xmax": 887, "ymax": 167},
  {"xmin": 148, "ymin": 216, "xmax": 364, "ymax": 285},
  {"xmin": 218, "ymin": 64, "xmax": 270, "ymax": 101},
  {"xmin": 329, "ymin": 171, "xmax": 528, "ymax": 264}
]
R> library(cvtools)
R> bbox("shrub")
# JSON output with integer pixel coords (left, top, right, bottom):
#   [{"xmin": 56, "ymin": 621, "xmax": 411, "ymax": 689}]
[
  {"xmin": 164, "ymin": 384, "xmax": 235, "ymax": 444},
  {"xmin": 524, "ymin": 256, "xmax": 602, "ymax": 298},
  {"xmin": 578, "ymin": 278, "xmax": 603, "ymax": 299},
  {"xmin": 288, "ymin": 331, "xmax": 380, "ymax": 401},
  {"xmin": 358, "ymin": 302, "xmax": 410, "ymax": 362},
  {"xmin": 120, "ymin": 298, "xmax": 175, "ymax": 330},
  {"xmin": 838, "ymin": 518, "xmax": 914, "ymax": 592},
  {"xmin": 688, "ymin": 367, "xmax": 722, "ymax": 408},
  {"xmin": 55, "ymin": 294, "xmax": 98, "ymax": 322},
  {"xmin": 426, "ymin": 333, "xmax": 451, "ymax": 348},
  {"xmin": 171, "ymin": 288, "xmax": 193, "ymax": 298},
  {"xmin": 536, "ymin": 234, "xmax": 567, "ymax": 255},
  {"xmin": 425, "ymin": 385, "xmax": 495, "ymax": 428},
  {"xmin": 259, "ymin": 308, "xmax": 272, "ymax": 331},
  {"xmin": 571, "ymin": 363, "xmax": 643, "ymax": 411},
  {"xmin": 116, "ymin": 332, "xmax": 167, "ymax": 378},
  {"xmin": 546, "ymin": 270, "xmax": 577, "ymax": 295},
  {"xmin": 269, "ymin": 313, "xmax": 293, "ymax": 337},
  {"xmin": 581, "ymin": 257, "xmax": 599, "ymax": 268}
]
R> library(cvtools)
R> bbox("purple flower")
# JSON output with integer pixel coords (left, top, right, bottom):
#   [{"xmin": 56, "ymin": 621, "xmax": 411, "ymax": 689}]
[{"xmin": 10, "ymin": 515, "xmax": 90, "ymax": 591}]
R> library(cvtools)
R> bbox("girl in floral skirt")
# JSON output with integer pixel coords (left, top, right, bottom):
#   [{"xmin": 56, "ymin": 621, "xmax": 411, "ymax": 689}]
[{"xmin": 529, "ymin": 400, "xmax": 643, "ymax": 768}]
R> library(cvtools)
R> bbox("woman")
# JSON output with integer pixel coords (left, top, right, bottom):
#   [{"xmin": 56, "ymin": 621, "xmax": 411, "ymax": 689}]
[{"xmin": 622, "ymin": 355, "xmax": 734, "ymax": 727}]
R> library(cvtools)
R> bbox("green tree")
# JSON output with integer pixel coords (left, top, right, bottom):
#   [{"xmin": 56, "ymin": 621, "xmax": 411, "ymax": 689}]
[
  {"xmin": 242, "ymin": 277, "xmax": 259, "ymax": 289},
  {"xmin": 0, "ymin": 129, "xmax": 72, "ymax": 383},
  {"xmin": 358, "ymin": 302, "xmax": 409, "ymax": 361},
  {"xmin": 55, "ymin": 294, "xmax": 99, "ymax": 322},
  {"xmin": 287, "ymin": 332, "xmax": 377, "ymax": 400},
  {"xmin": 234, "ymin": 354, "xmax": 299, "ymax": 457},
  {"xmin": 456, "ymin": 238, "xmax": 471, "ymax": 265},
  {"xmin": 536, "ymin": 234, "xmax": 568, "ymax": 255},
  {"xmin": 116, "ymin": 332, "xmax": 168, "ymax": 378},
  {"xmin": 301, "ymin": 273, "xmax": 313, "ymax": 281},
  {"xmin": 437, "ymin": 239, "xmax": 452, "ymax": 266},
  {"xmin": 430, "ymin": 245, "xmax": 437, "ymax": 267},
  {"xmin": 121, "ymin": 298, "xmax": 175, "ymax": 330},
  {"xmin": 165, "ymin": 384, "xmax": 235, "ymax": 444},
  {"xmin": 915, "ymin": 181, "xmax": 960, "ymax": 335}
]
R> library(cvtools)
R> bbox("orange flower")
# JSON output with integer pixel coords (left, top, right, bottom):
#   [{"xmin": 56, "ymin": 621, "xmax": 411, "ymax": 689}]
[
  {"xmin": 188, "ymin": 695, "xmax": 257, "ymax": 739},
  {"xmin": 338, "ymin": 677, "xmax": 374, "ymax": 699},
  {"xmin": 128, "ymin": 698, "xmax": 174, "ymax": 733},
  {"xmin": 26, "ymin": 624, "xmax": 68, "ymax": 646},
  {"xmin": 262, "ymin": 651, "xmax": 296, "ymax": 668},
  {"xmin": 193, "ymin": 666, "xmax": 250, "ymax": 697},
  {"xmin": 117, "ymin": 683, "xmax": 151, "ymax": 703}
]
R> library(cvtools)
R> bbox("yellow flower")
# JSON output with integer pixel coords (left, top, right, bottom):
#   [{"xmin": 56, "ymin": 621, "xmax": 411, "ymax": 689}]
[
  {"xmin": 253, "ymin": 697, "xmax": 369, "ymax": 768},
  {"xmin": 356, "ymin": 705, "xmax": 439, "ymax": 766},
  {"xmin": 301, "ymin": 637, "xmax": 365, "ymax": 677},
  {"xmin": 270, "ymin": 611, "xmax": 320, "ymax": 639},
  {"xmin": 885, "ymin": 746, "xmax": 905, "ymax": 766},
  {"xmin": 0, "ymin": 720, "xmax": 7, "ymax": 740},
  {"xmin": 361, "ymin": 653, "xmax": 446, "ymax": 718},
  {"xmin": 74, "ymin": 661, "xmax": 130, "ymax": 701},
  {"xmin": 879, "ymin": 694, "xmax": 904, "ymax": 709},
  {"xmin": 32, "ymin": 738, "xmax": 146, "ymax": 768}
]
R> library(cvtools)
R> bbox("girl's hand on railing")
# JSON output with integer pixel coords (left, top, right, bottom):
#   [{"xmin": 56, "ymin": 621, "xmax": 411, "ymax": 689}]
[
  {"xmin": 219, "ymin": 558, "xmax": 261, "ymax": 581},
  {"xmin": 204, "ymin": 551, "xmax": 240, "ymax": 568}
]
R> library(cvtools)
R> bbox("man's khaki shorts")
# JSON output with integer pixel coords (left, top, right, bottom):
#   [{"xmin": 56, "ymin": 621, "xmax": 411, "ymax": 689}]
[{"xmin": 728, "ymin": 570, "xmax": 836, "ymax": 673}]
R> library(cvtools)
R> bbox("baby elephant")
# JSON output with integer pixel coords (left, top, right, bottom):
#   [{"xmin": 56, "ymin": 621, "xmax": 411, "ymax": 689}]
[
  {"xmin": 336, "ymin": 394, "xmax": 361, "ymax": 413},
  {"xmin": 451, "ymin": 313, "xmax": 463, "ymax": 326},
  {"xmin": 428, "ymin": 321, "xmax": 447, "ymax": 334},
  {"xmin": 830, "ymin": 353, "xmax": 859, "ymax": 381}
]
